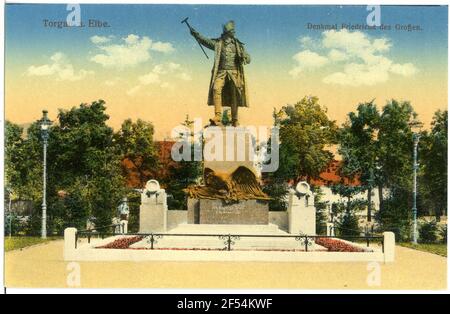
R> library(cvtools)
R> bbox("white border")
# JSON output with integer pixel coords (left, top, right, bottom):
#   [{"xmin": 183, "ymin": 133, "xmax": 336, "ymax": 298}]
[
  {"xmin": 1, "ymin": 0, "xmax": 6, "ymax": 297},
  {"xmin": 1, "ymin": 0, "xmax": 449, "ymax": 295}
]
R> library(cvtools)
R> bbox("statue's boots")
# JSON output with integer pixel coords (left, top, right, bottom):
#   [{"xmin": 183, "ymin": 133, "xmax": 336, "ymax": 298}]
[{"xmin": 210, "ymin": 112, "xmax": 223, "ymax": 126}]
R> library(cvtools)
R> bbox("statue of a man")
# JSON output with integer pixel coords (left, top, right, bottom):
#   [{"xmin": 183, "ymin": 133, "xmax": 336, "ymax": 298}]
[
  {"xmin": 190, "ymin": 20, "xmax": 251, "ymax": 127},
  {"xmin": 117, "ymin": 197, "xmax": 130, "ymax": 221}
]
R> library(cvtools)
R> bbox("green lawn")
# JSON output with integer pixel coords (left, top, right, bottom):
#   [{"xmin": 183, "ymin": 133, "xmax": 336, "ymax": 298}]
[
  {"xmin": 5, "ymin": 236, "xmax": 60, "ymax": 252},
  {"xmin": 399, "ymin": 242, "xmax": 447, "ymax": 257}
]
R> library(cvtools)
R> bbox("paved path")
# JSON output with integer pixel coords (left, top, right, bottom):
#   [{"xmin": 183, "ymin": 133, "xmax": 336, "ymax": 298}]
[{"xmin": 5, "ymin": 240, "xmax": 447, "ymax": 289}]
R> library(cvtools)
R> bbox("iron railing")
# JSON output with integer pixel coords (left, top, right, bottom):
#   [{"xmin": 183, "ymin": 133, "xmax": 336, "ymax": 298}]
[
  {"xmin": 75, "ymin": 231, "xmax": 384, "ymax": 253},
  {"xmin": 75, "ymin": 223, "xmax": 125, "ymax": 248},
  {"xmin": 328, "ymin": 225, "xmax": 382, "ymax": 237}
]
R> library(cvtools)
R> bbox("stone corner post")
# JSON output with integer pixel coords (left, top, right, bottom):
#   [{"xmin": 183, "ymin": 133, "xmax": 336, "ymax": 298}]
[
  {"xmin": 64, "ymin": 227, "xmax": 77, "ymax": 261},
  {"xmin": 383, "ymin": 231, "xmax": 396, "ymax": 263}
]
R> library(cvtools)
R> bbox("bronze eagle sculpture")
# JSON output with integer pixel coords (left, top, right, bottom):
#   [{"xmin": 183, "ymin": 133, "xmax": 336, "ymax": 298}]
[{"xmin": 184, "ymin": 166, "xmax": 270, "ymax": 202}]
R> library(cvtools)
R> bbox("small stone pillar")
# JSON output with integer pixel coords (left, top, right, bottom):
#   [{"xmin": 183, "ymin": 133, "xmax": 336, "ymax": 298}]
[
  {"xmin": 287, "ymin": 182, "xmax": 316, "ymax": 235},
  {"xmin": 64, "ymin": 227, "xmax": 77, "ymax": 261},
  {"xmin": 383, "ymin": 231, "xmax": 396, "ymax": 263},
  {"xmin": 139, "ymin": 180, "xmax": 168, "ymax": 233}
]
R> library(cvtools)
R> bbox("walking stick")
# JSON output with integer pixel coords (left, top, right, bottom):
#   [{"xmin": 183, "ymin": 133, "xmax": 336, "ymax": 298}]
[{"xmin": 181, "ymin": 17, "xmax": 209, "ymax": 59}]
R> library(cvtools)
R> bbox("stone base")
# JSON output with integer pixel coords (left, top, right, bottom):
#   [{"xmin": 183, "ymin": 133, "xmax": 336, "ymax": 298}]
[
  {"xmin": 203, "ymin": 126, "xmax": 259, "ymax": 177},
  {"xmin": 187, "ymin": 198, "xmax": 269, "ymax": 225},
  {"xmin": 167, "ymin": 223, "xmax": 285, "ymax": 235},
  {"xmin": 139, "ymin": 186, "xmax": 168, "ymax": 233},
  {"xmin": 140, "ymin": 202, "xmax": 167, "ymax": 233}
]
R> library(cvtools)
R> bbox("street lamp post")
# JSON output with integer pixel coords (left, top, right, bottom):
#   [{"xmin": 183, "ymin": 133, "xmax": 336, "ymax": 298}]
[
  {"xmin": 412, "ymin": 133, "xmax": 421, "ymax": 244},
  {"xmin": 39, "ymin": 110, "xmax": 52, "ymax": 239}
]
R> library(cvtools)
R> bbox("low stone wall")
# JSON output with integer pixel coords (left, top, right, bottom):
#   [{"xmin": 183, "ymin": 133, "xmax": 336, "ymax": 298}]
[
  {"xmin": 268, "ymin": 211, "xmax": 288, "ymax": 232},
  {"xmin": 167, "ymin": 209, "xmax": 292, "ymax": 232},
  {"xmin": 64, "ymin": 228, "xmax": 396, "ymax": 263},
  {"xmin": 196, "ymin": 199, "xmax": 269, "ymax": 225},
  {"xmin": 167, "ymin": 210, "xmax": 188, "ymax": 229}
]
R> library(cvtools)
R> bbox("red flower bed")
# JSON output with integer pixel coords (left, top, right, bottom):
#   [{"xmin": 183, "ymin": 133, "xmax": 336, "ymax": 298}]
[
  {"xmin": 129, "ymin": 247, "xmax": 305, "ymax": 252},
  {"xmin": 96, "ymin": 236, "xmax": 144, "ymax": 249},
  {"xmin": 315, "ymin": 237, "xmax": 366, "ymax": 252}
]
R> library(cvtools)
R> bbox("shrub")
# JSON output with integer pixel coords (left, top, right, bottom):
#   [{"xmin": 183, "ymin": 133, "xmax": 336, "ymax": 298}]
[
  {"xmin": 439, "ymin": 225, "xmax": 447, "ymax": 243},
  {"xmin": 4, "ymin": 212, "xmax": 24, "ymax": 236},
  {"xmin": 313, "ymin": 187, "xmax": 328, "ymax": 235},
  {"xmin": 375, "ymin": 191, "xmax": 412, "ymax": 242},
  {"xmin": 23, "ymin": 213, "xmax": 42, "ymax": 236},
  {"xmin": 263, "ymin": 179, "xmax": 289, "ymax": 211},
  {"xmin": 419, "ymin": 221, "xmax": 438, "ymax": 243},
  {"xmin": 336, "ymin": 212, "xmax": 361, "ymax": 237}
]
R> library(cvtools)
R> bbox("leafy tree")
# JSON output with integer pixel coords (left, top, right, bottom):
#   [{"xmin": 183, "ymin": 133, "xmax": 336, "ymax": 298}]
[
  {"xmin": 338, "ymin": 101, "xmax": 380, "ymax": 221},
  {"xmin": 439, "ymin": 225, "xmax": 447, "ymax": 243},
  {"xmin": 378, "ymin": 100, "xmax": 419, "ymax": 192},
  {"xmin": 420, "ymin": 110, "xmax": 447, "ymax": 220},
  {"xmin": 263, "ymin": 97, "xmax": 337, "ymax": 210},
  {"xmin": 418, "ymin": 221, "xmax": 438, "ymax": 243},
  {"xmin": 336, "ymin": 209, "xmax": 361, "ymax": 238},
  {"xmin": 124, "ymin": 194, "xmax": 141, "ymax": 233},
  {"xmin": 5, "ymin": 121, "xmax": 24, "ymax": 191},
  {"xmin": 262, "ymin": 180, "xmax": 289, "ymax": 211},
  {"xmin": 5, "ymin": 121, "xmax": 43, "ymax": 203},
  {"xmin": 163, "ymin": 115, "xmax": 202, "ymax": 210},
  {"xmin": 10, "ymin": 100, "xmax": 127, "ymax": 234},
  {"xmin": 115, "ymin": 118, "xmax": 158, "ymax": 188},
  {"xmin": 375, "ymin": 100, "xmax": 420, "ymax": 239},
  {"xmin": 375, "ymin": 189, "xmax": 412, "ymax": 241},
  {"xmin": 45, "ymin": 100, "xmax": 126, "ymax": 231},
  {"xmin": 330, "ymin": 184, "xmax": 364, "ymax": 213},
  {"xmin": 48, "ymin": 181, "xmax": 90, "ymax": 234},
  {"xmin": 273, "ymin": 96, "xmax": 338, "ymax": 184},
  {"xmin": 313, "ymin": 186, "xmax": 329, "ymax": 235},
  {"xmin": 3, "ymin": 121, "xmax": 45, "ymax": 235},
  {"xmin": 4, "ymin": 212, "xmax": 24, "ymax": 236},
  {"xmin": 330, "ymin": 185, "xmax": 365, "ymax": 237}
]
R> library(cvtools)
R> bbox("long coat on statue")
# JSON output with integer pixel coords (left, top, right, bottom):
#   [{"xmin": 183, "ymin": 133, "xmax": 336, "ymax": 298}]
[{"xmin": 195, "ymin": 33, "xmax": 250, "ymax": 108}]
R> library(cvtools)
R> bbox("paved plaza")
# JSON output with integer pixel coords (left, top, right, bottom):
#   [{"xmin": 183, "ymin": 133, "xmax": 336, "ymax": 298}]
[{"xmin": 5, "ymin": 240, "xmax": 447, "ymax": 290}]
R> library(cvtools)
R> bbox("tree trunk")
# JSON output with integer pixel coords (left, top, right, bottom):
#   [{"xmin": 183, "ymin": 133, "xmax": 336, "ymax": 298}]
[
  {"xmin": 435, "ymin": 207, "xmax": 441, "ymax": 222},
  {"xmin": 367, "ymin": 187, "xmax": 372, "ymax": 222},
  {"xmin": 378, "ymin": 185, "xmax": 384, "ymax": 212}
]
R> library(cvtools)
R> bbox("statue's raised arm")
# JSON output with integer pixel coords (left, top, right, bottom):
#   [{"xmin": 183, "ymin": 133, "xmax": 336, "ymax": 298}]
[{"xmin": 190, "ymin": 28, "xmax": 216, "ymax": 51}]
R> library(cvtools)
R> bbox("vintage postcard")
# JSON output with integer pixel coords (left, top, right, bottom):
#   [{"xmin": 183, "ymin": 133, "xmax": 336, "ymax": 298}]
[{"xmin": 2, "ymin": 1, "xmax": 448, "ymax": 295}]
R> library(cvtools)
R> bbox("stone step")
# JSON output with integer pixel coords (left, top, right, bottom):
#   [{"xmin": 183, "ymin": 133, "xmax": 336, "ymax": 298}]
[
  {"xmin": 166, "ymin": 223, "xmax": 286, "ymax": 235},
  {"xmin": 129, "ymin": 235, "xmax": 325, "ymax": 251}
]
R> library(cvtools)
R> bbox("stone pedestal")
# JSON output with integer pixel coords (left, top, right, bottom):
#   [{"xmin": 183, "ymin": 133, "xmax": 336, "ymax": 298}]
[
  {"xmin": 139, "ymin": 180, "xmax": 168, "ymax": 233},
  {"xmin": 203, "ymin": 126, "xmax": 259, "ymax": 176},
  {"xmin": 187, "ymin": 198, "xmax": 200, "ymax": 224},
  {"xmin": 188, "ymin": 198, "xmax": 269, "ymax": 225},
  {"xmin": 287, "ymin": 182, "xmax": 316, "ymax": 235}
]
